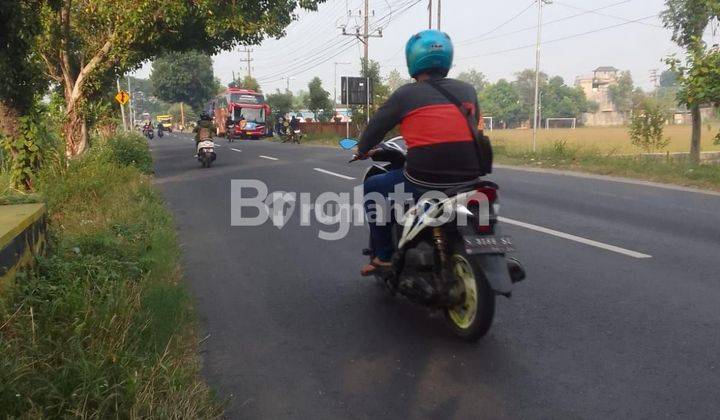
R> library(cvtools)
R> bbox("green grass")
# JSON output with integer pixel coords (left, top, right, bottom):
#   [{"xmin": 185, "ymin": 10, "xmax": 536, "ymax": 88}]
[
  {"xmin": 494, "ymin": 141, "xmax": 720, "ymax": 191},
  {"xmin": 294, "ymin": 131, "xmax": 720, "ymax": 191},
  {"xmin": 0, "ymin": 133, "xmax": 222, "ymax": 418}
]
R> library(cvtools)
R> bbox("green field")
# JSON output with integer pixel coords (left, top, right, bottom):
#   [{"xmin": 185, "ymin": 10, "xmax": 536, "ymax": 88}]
[{"xmin": 489, "ymin": 124, "xmax": 720, "ymax": 154}]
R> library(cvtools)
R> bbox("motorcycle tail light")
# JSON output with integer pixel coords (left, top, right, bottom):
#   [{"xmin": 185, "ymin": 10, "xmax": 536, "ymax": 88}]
[
  {"xmin": 469, "ymin": 187, "xmax": 498, "ymax": 234},
  {"xmin": 475, "ymin": 186, "xmax": 497, "ymax": 203}
]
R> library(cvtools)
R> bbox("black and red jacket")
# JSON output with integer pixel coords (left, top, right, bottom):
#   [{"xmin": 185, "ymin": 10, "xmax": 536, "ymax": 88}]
[{"xmin": 358, "ymin": 76, "xmax": 484, "ymax": 188}]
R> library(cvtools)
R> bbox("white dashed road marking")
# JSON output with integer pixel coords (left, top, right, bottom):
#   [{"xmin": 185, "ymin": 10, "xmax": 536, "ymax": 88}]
[
  {"xmin": 259, "ymin": 155, "xmax": 278, "ymax": 161},
  {"xmin": 499, "ymin": 217, "xmax": 652, "ymax": 259},
  {"xmin": 313, "ymin": 168, "xmax": 356, "ymax": 180}
]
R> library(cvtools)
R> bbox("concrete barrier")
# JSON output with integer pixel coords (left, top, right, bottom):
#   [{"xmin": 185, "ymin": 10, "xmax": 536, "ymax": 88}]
[{"xmin": 0, "ymin": 203, "xmax": 46, "ymax": 289}]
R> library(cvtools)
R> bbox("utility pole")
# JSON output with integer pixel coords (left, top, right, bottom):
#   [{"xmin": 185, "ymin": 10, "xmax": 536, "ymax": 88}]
[
  {"xmin": 126, "ymin": 76, "xmax": 134, "ymax": 128},
  {"xmin": 437, "ymin": 0, "xmax": 441, "ymax": 30},
  {"xmin": 532, "ymin": 0, "xmax": 550, "ymax": 152},
  {"xmin": 428, "ymin": 0, "xmax": 432, "ymax": 29},
  {"xmin": 341, "ymin": 1, "xmax": 382, "ymax": 65},
  {"xmin": 239, "ymin": 48, "xmax": 254, "ymax": 78},
  {"xmin": 340, "ymin": 0, "xmax": 382, "ymax": 121},
  {"xmin": 285, "ymin": 76, "xmax": 295, "ymax": 91},
  {"xmin": 649, "ymin": 69, "xmax": 659, "ymax": 99}
]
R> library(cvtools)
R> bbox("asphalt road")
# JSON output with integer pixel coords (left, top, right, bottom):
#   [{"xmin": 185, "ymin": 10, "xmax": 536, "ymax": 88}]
[{"xmin": 151, "ymin": 132, "xmax": 720, "ymax": 419}]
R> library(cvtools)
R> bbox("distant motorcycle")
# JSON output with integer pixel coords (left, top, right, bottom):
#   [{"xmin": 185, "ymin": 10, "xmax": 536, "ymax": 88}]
[
  {"xmin": 196, "ymin": 139, "xmax": 216, "ymax": 168},
  {"xmin": 340, "ymin": 136, "xmax": 526, "ymax": 341},
  {"xmin": 282, "ymin": 125, "xmax": 302, "ymax": 144},
  {"xmin": 157, "ymin": 127, "xmax": 164, "ymax": 138},
  {"xmin": 143, "ymin": 125, "xmax": 154, "ymax": 139}
]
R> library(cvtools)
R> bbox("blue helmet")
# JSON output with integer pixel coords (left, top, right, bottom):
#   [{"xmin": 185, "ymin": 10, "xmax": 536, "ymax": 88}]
[{"xmin": 405, "ymin": 30, "xmax": 454, "ymax": 78}]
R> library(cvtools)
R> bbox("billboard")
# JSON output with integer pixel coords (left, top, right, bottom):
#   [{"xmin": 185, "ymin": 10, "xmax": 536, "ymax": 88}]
[{"xmin": 340, "ymin": 77, "xmax": 374, "ymax": 106}]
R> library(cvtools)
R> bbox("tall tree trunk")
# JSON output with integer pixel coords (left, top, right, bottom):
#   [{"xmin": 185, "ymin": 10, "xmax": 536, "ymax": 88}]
[
  {"xmin": 0, "ymin": 101, "xmax": 21, "ymax": 139},
  {"xmin": 690, "ymin": 103, "xmax": 701, "ymax": 165},
  {"xmin": 63, "ymin": 104, "xmax": 88, "ymax": 158}
]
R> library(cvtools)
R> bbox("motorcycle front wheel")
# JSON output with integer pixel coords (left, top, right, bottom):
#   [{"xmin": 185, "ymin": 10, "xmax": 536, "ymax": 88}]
[{"xmin": 444, "ymin": 245, "xmax": 495, "ymax": 341}]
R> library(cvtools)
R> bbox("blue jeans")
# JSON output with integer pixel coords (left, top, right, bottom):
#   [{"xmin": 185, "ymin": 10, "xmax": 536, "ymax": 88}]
[{"xmin": 363, "ymin": 169, "xmax": 421, "ymax": 261}]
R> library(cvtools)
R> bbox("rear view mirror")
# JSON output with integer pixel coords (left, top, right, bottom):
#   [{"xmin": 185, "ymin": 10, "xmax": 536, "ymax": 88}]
[{"xmin": 339, "ymin": 138, "xmax": 358, "ymax": 150}]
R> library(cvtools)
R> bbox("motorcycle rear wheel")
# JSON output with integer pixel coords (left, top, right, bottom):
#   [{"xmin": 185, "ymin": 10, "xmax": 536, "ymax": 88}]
[{"xmin": 444, "ymin": 245, "xmax": 495, "ymax": 341}]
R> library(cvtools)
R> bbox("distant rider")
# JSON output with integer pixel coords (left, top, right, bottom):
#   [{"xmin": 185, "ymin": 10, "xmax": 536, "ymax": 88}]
[
  {"xmin": 355, "ymin": 30, "xmax": 492, "ymax": 276},
  {"xmin": 193, "ymin": 112, "xmax": 216, "ymax": 156}
]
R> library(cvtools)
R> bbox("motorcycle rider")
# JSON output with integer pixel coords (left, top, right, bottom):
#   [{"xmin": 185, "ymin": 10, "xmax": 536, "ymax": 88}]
[
  {"xmin": 356, "ymin": 30, "xmax": 492, "ymax": 276},
  {"xmin": 193, "ymin": 112, "xmax": 216, "ymax": 156}
]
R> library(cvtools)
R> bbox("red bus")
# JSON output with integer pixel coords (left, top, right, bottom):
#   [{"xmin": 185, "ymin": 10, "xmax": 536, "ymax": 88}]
[{"xmin": 213, "ymin": 88, "xmax": 271, "ymax": 139}]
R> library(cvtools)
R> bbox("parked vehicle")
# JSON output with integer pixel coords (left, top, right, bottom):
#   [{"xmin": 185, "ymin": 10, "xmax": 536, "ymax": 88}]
[
  {"xmin": 340, "ymin": 136, "xmax": 526, "ymax": 341},
  {"xmin": 196, "ymin": 139, "xmax": 216, "ymax": 168}
]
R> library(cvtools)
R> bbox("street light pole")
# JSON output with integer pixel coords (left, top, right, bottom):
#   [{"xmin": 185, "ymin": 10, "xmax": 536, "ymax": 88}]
[
  {"xmin": 532, "ymin": 0, "xmax": 550, "ymax": 152},
  {"xmin": 428, "ymin": 0, "xmax": 433, "ymax": 29},
  {"xmin": 116, "ymin": 78, "xmax": 127, "ymax": 132},
  {"xmin": 437, "ymin": 0, "xmax": 441, "ymax": 30}
]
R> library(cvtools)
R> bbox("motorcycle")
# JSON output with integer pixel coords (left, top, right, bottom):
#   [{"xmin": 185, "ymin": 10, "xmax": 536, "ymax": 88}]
[
  {"xmin": 197, "ymin": 139, "xmax": 216, "ymax": 168},
  {"xmin": 157, "ymin": 127, "xmax": 164, "ymax": 138},
  {"xmin": 143, "ymin": 125, "xmax": 154, "ymax": 139},
  {"xmin": 340, "ymin": 136, "xmax": 526, "ymax": 341}
]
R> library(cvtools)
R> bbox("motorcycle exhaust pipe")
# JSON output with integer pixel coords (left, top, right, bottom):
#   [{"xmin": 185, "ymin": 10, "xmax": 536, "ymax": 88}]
[{"xmin": 507, "ymin": 257, "xmax": 526, "ymax": 284}]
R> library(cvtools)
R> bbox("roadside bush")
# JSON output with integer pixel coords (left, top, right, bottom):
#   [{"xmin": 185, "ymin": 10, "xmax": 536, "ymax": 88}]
[
  {"xmin": 0, "ymin": 141, "xmax": 220, "ymax": 417},
  {"xmin": 629, "ymin": 100, "xmax": 670, "ymax": 153},
  {"xmin": 104, "ymin": 132, "xmax": 153, "ymax": 174}
]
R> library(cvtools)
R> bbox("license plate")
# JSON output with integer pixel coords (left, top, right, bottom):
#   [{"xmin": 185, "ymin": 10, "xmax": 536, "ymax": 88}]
[
  {"xmin": 463, "ymin": 235, "xmax": 514, "ymax": 254},
  {"xmin": 203, "ymin": 148, "xmax": 214, "ymax": 153}
]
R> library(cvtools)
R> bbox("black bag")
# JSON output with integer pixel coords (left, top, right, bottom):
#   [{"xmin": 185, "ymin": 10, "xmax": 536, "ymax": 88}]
[{"xmin": 427, "ymin": 80, "xmax": 493, "ymax": 175}]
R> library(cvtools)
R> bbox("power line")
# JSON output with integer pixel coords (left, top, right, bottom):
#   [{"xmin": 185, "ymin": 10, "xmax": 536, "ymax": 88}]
[
  {"xmin": 455, "ymin": 0, "xmax": 537, "ymax": 47},
  {"xmin": 456, "ymin": 14, "xmax": 659, "ymax": 61},
  {"xmin": 457, "ymin": 0, "xmax": 633, "ymax": 46},
  {"xmin": 256, "ymin": 0, "xmax": 423, "ymax": 84},
  {"xmin": 553, "ymin": 0, "xmax": 663, "ymax": 28}
]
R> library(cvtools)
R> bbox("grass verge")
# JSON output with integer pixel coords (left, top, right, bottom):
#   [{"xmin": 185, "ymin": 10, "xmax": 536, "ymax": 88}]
[
  {"xmin": 292, "ymin": 132, "xmax": 720, "ymax": 191},
  {"xmin": 0, "ymin": 133, "xmax": 222, "ymax": 417},
  {"xmin": 494, "ymin": 141, "xmax": 720, "ymax": 191}
]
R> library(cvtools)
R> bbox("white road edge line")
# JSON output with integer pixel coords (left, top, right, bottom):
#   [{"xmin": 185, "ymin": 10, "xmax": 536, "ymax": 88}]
[
  {"xmin": 498, "ymin": 216, "xmax": 652, "ymax": 259},
  {"xmin": 259, "ymin": 155, "xmax": 278, "ymax": 161},
  {"xmin": 313, "ymin": 168, "xmax": 356, "ymax": 180},
  {"xmin": 231, "ymin": 148, "xmax": 242, "ymax": 152}
]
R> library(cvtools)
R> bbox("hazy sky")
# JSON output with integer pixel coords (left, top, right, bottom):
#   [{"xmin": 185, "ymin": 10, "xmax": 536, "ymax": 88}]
[{"xmin": 134, "ymin": 0, "xmax": 719, "ymax": 95}]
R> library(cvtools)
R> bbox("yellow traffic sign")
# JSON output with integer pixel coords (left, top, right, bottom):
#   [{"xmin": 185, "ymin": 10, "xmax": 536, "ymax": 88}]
[{"xmin": 115, "ymin": 90, "xmax": 130, "ymax": 105}]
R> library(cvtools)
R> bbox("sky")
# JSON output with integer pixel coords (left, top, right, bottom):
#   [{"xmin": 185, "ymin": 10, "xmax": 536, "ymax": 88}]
[{"xmin": 133, "ymin": 0, "xmax": 720, "ymax": 96}]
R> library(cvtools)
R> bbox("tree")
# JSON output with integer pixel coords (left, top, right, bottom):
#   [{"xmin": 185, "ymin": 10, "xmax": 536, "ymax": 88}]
[
  {"xmin": 305, "ymin": 77, "xmax": 333, "ymax": 122},
  {"xmin": 541, "ymin": 76, "xmax": 592, "ymax": 120},
  {"xmin": 151, "ymin": 51, "xmax": 216, "ymax": 112},
  {"xmin": 662, "ymin": 0, "xmax": 720, "ymax": 163},
  {"xmin": 0, "ymin": 0, "xmax": 48, "ymax": 189},
  {"xmin": 34, "ymin": 0, "xmax": 325, "ymax": 157},
  {"xmin": 354, "ymin": 58, "xmax": 390, "ymax": 125},
  {"xmin": 386, "ymin": 69, "xmax": 410, "ymax": 93},
  {"xmin": 293, "ymin": 90, "xmax": 308, "ymax": 112},
  {"xmin": 659, "ymin": 69, "xmax": 679, "ymax": 87},
  {"xmin": 513, "ymin": 69, "xmax": 548, "ymax": 124},
  {"xmin": 479, "ymin": 79, "xmax": 524, "ymax": 128},
  {"xmin": 266, "ymin": 89, "xmax": 294, "ymax": 117},
  {"xmin": 457, "ymin": 69, "xmax": 487, "ymax": 93},
  {"xmin": 167, "ymin": 103, "xmax": 197, "ymax": 127},
  {"xmin": 629, "ymin": 98, "xmax": 670, "ymax": 153},
  {"xmin": 608, "ymin": 71, "xmax": 635, "ymax": 114},
  {"xmin": 236, "ymin": 75, "xmax": 262, "ymax": 92}
]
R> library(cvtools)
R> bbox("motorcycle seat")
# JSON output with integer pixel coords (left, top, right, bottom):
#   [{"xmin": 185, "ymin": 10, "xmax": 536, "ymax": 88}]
[{"xmin": 443, "ymin": 179, "xmax": 498, "ymax": 196}]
